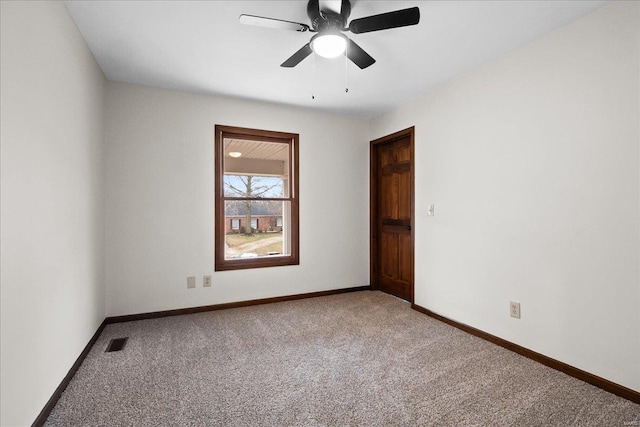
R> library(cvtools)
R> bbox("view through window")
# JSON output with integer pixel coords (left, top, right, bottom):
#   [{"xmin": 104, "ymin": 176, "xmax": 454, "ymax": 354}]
[{"xmin": 215, "ymin": 125, "xmax": 299, "ymax": 270}]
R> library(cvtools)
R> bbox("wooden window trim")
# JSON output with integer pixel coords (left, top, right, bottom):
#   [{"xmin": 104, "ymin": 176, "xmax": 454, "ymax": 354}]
[{"xmin": 215, "ymin": 125, "xmax": 299, "ymax": 271}]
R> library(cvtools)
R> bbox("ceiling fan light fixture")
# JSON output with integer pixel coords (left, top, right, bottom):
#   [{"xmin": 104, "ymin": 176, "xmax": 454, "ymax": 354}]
[{"xmin": 310, "ymin": 33, "xmax": 346, "ymax": 58}]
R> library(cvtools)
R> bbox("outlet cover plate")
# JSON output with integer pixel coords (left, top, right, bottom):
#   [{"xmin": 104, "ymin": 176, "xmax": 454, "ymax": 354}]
[
  {"xmin": 203, "ymin": 275, "xmax": 212, "ymax": 287},
  {"xmin": 187, "ymin": 276, "xmax": 196, "ymax": 289},
  {"xmin": 510, "ymin": 301, "xmax": 521, "ymax": 319}
]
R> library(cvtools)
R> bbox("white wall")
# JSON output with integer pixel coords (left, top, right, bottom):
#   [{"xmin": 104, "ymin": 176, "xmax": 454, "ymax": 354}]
[
  {"xmin": 104, "ymin": 82, "xmax": 369, "ymax": 317},
  {"xmin": 0, "ymin": 1, "xmax": 106, "ymax": 426},
  {"xmin": 370, "ymin": 1, "xmax": 640, "ymax": 392}
]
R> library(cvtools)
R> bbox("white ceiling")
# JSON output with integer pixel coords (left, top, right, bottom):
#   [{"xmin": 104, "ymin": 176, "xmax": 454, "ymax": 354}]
[{"xmin": 63, "ymin": 0, "xmax": 610, "ymax": 118}]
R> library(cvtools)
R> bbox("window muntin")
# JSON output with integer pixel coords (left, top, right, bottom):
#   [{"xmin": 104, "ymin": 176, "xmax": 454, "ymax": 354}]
[{"xmin": 215, "ymin": 125, "xmax": 299, "ymax": 271}]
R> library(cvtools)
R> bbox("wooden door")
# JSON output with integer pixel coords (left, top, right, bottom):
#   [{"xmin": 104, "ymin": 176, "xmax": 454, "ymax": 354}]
[{"xmin": 370, "ymin": 127, "xmax": 414, "ymax": 302}]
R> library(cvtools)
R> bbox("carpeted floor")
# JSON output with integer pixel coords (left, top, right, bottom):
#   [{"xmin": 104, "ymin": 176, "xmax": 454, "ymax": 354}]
[{"xmin": 45, "ymin": 291, "xmax": 639, "ymax": 426}]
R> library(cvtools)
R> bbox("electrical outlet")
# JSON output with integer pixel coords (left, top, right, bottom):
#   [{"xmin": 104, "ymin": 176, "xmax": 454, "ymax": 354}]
[
  {"xmin": 510, "ymin": 301, "xmax": 521, "ymax": 319},
  {"xmin": 187, "ymin": 276, "xmax": 196, "ymax": 289},
  {"xmin": 203, "ymin": 275, "xmax": 212, "ymax": 287}
]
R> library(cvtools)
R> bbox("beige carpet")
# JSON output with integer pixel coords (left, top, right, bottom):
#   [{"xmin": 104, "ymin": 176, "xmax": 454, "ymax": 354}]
[{"xmin": 45, "ymin": 291, "xmax": 639, "ymax": 426}]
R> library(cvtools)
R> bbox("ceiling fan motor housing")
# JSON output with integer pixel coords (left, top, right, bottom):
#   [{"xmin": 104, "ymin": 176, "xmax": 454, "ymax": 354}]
[{"xmin": 308, "ymin": 0, "xmax": 351, "ymax": 32}]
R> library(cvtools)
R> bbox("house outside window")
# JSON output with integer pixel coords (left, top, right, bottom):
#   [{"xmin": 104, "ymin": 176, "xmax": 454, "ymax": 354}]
[{"xmin": 215, "ymin": 125, "xmax": 299, "ymax": 270}]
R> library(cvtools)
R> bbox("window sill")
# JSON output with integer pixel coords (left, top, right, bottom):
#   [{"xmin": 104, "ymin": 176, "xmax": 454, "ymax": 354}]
[{"xmin": 215, "ymin": 255, "xmax": 299, "ymax": 271}]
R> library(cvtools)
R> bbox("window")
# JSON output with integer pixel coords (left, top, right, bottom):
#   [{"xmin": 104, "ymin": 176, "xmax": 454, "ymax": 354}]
[{"xmin": 215, "ymin": 125, "xmax": 299, "ymax": 270}]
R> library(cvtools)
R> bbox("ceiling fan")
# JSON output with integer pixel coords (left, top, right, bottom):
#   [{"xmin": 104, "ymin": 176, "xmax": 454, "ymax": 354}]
[{"xmin": 239, "ymin": 0, "xmax": 420, "ymax": 69}]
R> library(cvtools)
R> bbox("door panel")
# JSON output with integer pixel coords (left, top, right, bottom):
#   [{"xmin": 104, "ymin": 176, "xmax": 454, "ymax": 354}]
[
  {"xmin": 398, "ymin": 170, "xmax": 411, "ymax": 220},
  {"xmin": 399, "ymin": 234, "xmax": 412, "ymax": 283},
  {"xmin": 371, "ymin": 128, "xmax": 414, "ymax": 302},
  {"xmin": 381, "ymin": 233, "xmax": 398, "ymax": 279}
]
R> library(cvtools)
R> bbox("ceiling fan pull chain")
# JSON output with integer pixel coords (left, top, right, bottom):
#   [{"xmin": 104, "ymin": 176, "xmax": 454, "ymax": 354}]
[
  {"xmin": 344, "ymin": 42, "xmax": 349, "ymax": 93},
  {"xmin": 312, "ymin": 52, "xmax": 316, "ymax": 100}
]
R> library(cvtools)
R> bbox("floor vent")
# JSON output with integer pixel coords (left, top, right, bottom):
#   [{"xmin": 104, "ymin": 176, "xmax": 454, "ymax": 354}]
[{"xmin": 105, "ymin": 337, "xmax": 128, "ymax": 352}]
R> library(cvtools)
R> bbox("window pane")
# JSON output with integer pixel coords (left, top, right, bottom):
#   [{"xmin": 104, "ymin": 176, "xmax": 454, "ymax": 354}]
[
  {"xmin": 224, "ymin": 201, "xmax": 290, "ymax": 260},
  {"xmin": 224, "ymin": 138, "xmax": 290, "ymax": 197},
  {"xmin": 223, "ymin": 174, "xmax": 285, "ymax": 198}
]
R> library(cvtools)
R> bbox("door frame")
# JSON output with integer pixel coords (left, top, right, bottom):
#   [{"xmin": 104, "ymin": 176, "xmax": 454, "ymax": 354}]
[{"xmin": 370, "ymin": 126, "xmax": 415, "ymax": 303}]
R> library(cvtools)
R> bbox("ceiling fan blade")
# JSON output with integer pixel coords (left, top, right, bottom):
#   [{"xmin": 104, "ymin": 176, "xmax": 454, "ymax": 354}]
[
  {"xmin": 348, "ymin": 7, "xmax": 420, "ymax": 34},
  {"xmin": 239, "ymin": 14, "xmax": 309, "ymax": 32},
  {"xmin": 281, "ymin": 43, "xmax": 313, "ymax": 67},
  {"xmin": 346, "ymin": 38, "xmax": 375, "ymax": 69},
  {"xmin": 340, "ymin": 0, "xmax": 351, "ymax": 21}
]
